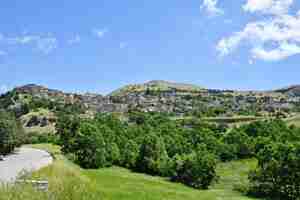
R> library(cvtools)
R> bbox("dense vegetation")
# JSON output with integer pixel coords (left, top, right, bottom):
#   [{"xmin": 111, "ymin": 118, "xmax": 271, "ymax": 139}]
[
  {"xmin": 56, "ymin": 111, "xmax": 300, "ymax": 199},
  {"xmin": 0, "ymin": 111, "xmax": 24, "ymax": 155},
  {"xmin": 57, "ymin": 112, "xmax": 221, "ymax": 189},
  {"xmin": 0, "ymin": 144, "xmax": 259, "ymax": 200},
  {"xmin": 2, "ymin": 85, "xmax": 300, "ymax": 199},
  {"xmin": 249, "ymin": 143, "xmax": 300, "ymax": 200}
]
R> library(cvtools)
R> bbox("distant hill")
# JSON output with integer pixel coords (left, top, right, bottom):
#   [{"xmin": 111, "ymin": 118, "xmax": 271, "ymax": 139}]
[
  {"xmin": 274, "ymin": 85, "xmax": 300, "ymax": 97},
  {"xmin": 110, "ymin": 80, "xmax": 205, "ymax": 96},
  {"xmin": 1, "ymin": 81, "xmax": 300, "ymax": 122}
]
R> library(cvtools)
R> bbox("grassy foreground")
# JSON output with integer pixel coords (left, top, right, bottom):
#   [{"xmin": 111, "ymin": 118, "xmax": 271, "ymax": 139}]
[
  {"xmin": 285, "ymin": 114, "xmax": 300, "ymax": 127},
  {"xmin": 0, "ymin": 144, "xmax": 261, "ymax": 200}
]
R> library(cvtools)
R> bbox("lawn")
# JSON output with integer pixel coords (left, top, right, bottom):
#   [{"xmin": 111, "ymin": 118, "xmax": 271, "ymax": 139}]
[{"xmin": 0, "ymin": 144, "xmax": 262, "ymax": 200}]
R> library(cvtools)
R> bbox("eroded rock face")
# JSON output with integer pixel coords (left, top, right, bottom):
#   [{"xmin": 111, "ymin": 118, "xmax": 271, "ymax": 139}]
[{"xmin": 26, "ymin": 116, "xmax": 50, "ymax": 127}]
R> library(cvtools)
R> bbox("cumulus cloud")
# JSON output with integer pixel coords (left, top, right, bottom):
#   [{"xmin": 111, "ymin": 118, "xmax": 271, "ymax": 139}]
[
  {"xmin": 68, "ymin": 35, "xmax": 81, "ymax": 45},
  {"xmin": 217, "ymin": 1, "xmax": 300, "ymax": 61},
  {"xmin": 93, "ymin": 28, "xmax": 108, "ymax": 38},
  {"xmin": 243, "ymin": 0, "xmax": 293, "ymax": 15},
  {"xmin": 251, "ymin": 42, "xmax": 300, "ymax": 61},
  {"xmin": 200, "ymin": 0, "xmax": 224, "ymax": 17}
]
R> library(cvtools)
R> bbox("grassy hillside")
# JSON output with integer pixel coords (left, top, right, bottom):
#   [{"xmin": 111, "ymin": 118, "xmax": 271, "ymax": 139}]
[
  {"xmin": 285, "ymin": 114, "xmax": 300, "ymax": 127},
  {"xmin": 0, "ymin": 144, "xmax": 260, "ymax": 200},
  {"xmin": 110, "ymin": 80, "xmax": 205, "ymax": 96}
]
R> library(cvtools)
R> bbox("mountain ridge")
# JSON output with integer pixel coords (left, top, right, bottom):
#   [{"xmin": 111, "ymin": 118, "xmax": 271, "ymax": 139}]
[
  {"xmin": 11, "ymin": 81, "xmax": 300, "ymax": 97},
  {"xmin": 2, "ymin": 81, "xmax": 300, "ymax": 130}
]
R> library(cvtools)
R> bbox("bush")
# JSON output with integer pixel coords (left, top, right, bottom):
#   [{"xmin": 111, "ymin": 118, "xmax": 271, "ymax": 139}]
[{"xmin": 23, "ymin": 132, "xmax": 59, "ymax": 145}]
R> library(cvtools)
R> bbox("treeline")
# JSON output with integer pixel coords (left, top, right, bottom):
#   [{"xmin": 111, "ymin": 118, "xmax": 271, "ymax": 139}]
[
  {"xmin": 57, "ymin": 112, "xmax": 222, "ymax": 189},
  {"xmin": 55, "ymin": 111, "xmax": 300, "ymax": 198},
  {"xmin": 0, "ymin": 111, "xmax": 24, "ymax": 155}
]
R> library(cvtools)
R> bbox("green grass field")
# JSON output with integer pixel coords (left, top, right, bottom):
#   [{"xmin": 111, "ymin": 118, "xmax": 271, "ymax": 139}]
[{"xmin": 0, "ymin": 144, "xmax": 262, "ymax": 200}]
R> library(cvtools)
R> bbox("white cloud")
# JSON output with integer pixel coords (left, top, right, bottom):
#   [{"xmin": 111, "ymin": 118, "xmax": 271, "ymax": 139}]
[
  {"xmin": 68, "ymin": 35, "xmax": 81, "ymax": 45},
  {"xmin": 217, "ymin": 1, "xmax": 300, "ymax": 62},
  {"xmin": 243, "ymin": 0, "xmax": 294, "ymax": 15},
  {"xmin": 200, "ymin": 0, "xmax": 224, "ymax": 17},
  {"xmin": 0, "ymin": 85, "xmax": 9, "ymax": 94},
  {"xmin": 93, "ymin": 28, "xmax": 108, "ymax": 38},
  {"xmin": 216, "ymin": 32, "xmax": 244, "ymax": 56},
  {"xmin": 251, "ymin": 42, "xmax": 300, "ymax": 61}
]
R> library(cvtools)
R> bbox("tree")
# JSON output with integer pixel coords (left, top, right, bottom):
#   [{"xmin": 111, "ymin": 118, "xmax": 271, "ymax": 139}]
[
  {"xmin": 223, "ymin": 129, "xmax": 254, "ymax": 159},
  {"xmin": 249, "ymin": 142, "xmax": 300, "ymax": 200},
  {"xmin": 120, "ymin": 140, "xmax": 139, "ymax": 168},
  {"xmin": 73, "ymin": 121, "xmax": 107, "ymax": 169},
  {"xmin": 171, "ymin": 146, "xmax": 218, "ymax": 189},
  {"xmin": 56, "ymin": 113, "xmax": 80, "ymax": 153},
  {"xmin": 106, "ymin": 142, "xmax": 120, "ymax": 165},
  {"xmin": 0, "ymin": 111, "xmax": 23, "ymax": 155},
  {"xmin": 135, "ymin": 134, "xmax": 169, "ymax": 176}
]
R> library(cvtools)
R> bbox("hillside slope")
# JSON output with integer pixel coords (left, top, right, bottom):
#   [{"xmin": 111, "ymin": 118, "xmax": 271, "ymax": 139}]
[
  {"xmin": 110, "ymin": 80, "xmax": 205, "ymax": 96},
  {"xmin": 1, "ymin": 81, "xmax": 300, "ymax": 124}
]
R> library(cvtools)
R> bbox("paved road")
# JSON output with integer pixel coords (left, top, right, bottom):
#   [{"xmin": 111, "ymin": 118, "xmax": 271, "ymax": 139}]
[{"xmin": 0, "ymin": 147, "xmax": 53, "ymax": 183}]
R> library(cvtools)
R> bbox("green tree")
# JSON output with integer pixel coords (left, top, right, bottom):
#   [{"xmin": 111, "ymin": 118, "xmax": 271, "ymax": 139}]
[
  {"xmin": 135, "ymin": 134, "xmax": 169, "ymax": 176},
  {"xmin": 73, "ymin": 121, "xmax": 107, "ymax": 169},
  {"xmin": 120, "ymin": 140, "xmax": 139, "ymax": 168},
  {"xmin": 223, "ymin": 129, "xmax": 254, "ymax": 159},
  {"xmin": 106, "ymin": 142, "xmax": 121, "ymax": 165},
  {"xmin": 171, "ymin": 146, "xmax": 217, "ymax": 189},
  {"xmin": 0, "ymin": 111, "xmax": 23, "ymax": 155},
  {"xmin": 249, "ymin": 142, "xmax": 300, "ymax": 200}
]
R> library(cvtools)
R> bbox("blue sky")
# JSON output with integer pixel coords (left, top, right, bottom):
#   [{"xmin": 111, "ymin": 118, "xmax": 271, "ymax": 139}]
[{"xmin": 1, "ymin": 0, "xmax": 300, "ymax": 94}]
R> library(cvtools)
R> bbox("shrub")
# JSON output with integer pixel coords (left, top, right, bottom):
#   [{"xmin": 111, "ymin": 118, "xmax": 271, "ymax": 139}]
[{"xmin": 23, "ymin": 132, "xmax": 59, "ymax": 145}]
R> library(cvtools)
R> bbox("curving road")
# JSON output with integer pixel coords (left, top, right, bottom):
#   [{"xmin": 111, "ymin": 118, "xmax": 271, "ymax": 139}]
[{"xmin": 0, "ymin": 147, "xmax": 53, "ymax": 183}]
